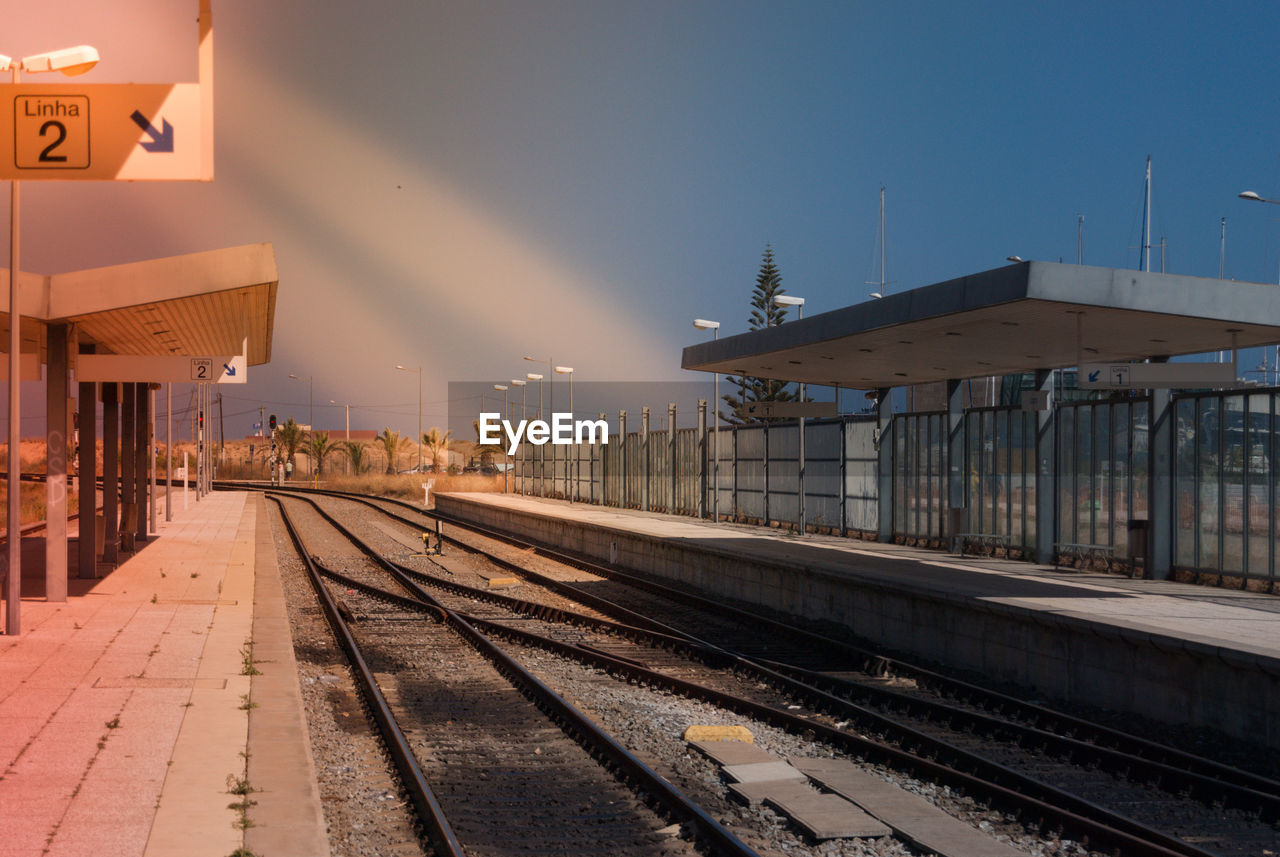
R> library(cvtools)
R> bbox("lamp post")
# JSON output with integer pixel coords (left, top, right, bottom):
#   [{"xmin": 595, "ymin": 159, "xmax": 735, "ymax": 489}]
[
  {"xmin": 1, "ymin": 45, "xmax": 99, "ymax": 636},
  {"xmin": 1238, "ymin": 191, "xmax": 1280, "ymax": 384},
  {"xmin": 493, "ymin": 384, "xmax": 509, "ymax": 492},
  {"xmin": 288, "ymin": 374, "xmax": 314, "ymax": 485},
  {"xmin": 772, "ymin": 295, "xmax": 806, "ymax": 535},
  {"xmin": 693, "ymin": 319, "xmax": 720, "ymax": 521},
  {"xmin": 396, "ymin": 364, "xmax": 422, "ymax": 472},
  {"xmin": 511, "ymin": 379, "xmax": 527, "ymax": 493},
  {"xmin": 526, "ymin": 372, "xmax": 544, "ymax": 495},
  {"xmin": 555, "ymin": 366, "xmax": 574, "ymax": 500}
]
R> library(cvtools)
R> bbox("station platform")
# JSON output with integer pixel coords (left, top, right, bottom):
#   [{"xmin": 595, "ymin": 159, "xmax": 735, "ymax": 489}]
[
  {"xmin": 0, "ymin": 491, "xmax": 328, "ymax": 857},
  {"xmin": 435, "ymin": 492, "xmax": 1280, "ymax": 752}
]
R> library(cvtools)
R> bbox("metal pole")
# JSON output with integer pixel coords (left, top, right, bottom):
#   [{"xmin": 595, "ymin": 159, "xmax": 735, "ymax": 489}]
[
  {"xmin": 165, "ymin": 384, "xmax": 172, "ymax": 522},
  {"xmin": 6, "ymin": 114, "xmax": 20, "ymax": 633},
  {"xmin": 149, "ymin": 387, "xmax": 157, "ymax": 535}
]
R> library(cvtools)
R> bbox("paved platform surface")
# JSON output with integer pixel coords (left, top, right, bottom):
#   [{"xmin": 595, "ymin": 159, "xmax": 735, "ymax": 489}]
[
  {"xmin": 0, "ymin": 490, "xmax": 328, "ymax": 857},
  {"xmin": 440, "ymin": 492, "xmax": 1280, "ymax": 665}
]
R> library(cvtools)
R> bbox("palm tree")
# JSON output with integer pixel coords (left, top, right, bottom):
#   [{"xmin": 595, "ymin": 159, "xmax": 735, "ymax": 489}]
[
  {"xmin": 276, "ymin": 418, "xmax": 304, "ymax": 476},
  {"xmin": 341, "ymin": 440, "xmax": 369, "ymax": 475},
  {"xmin": 423, "ymin": 427, "xmax": 452, "ymax": 471},
  {"xmin": 375, "ymin": 427, "xmax": 401, "ymax": 474},
  {"xmin": 309, "ymin": 431, "xmax": 336, "ymax": 477}
]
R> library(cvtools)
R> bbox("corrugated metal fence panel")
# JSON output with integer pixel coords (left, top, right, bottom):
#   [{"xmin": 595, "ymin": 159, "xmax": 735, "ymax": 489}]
[
  {"xmin": 735, "ymin": 425, "xmax": 767, "ymax": 520},
  {"xmin": 805, "ymin": 420, "xmax": 843, "ymax": 530},
  {"xmin": 676, "ymin": 428, "xmax": 700, "ymax": 515},
  {"xmin": 845, "ymin": 418, "xmax": 878, "ymax": 533}
]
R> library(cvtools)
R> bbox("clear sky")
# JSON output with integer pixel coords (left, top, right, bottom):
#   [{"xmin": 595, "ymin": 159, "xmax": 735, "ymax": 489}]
[{"xmin": 7, "ymin": 1, "xmax": 1280, "ymax": 439}]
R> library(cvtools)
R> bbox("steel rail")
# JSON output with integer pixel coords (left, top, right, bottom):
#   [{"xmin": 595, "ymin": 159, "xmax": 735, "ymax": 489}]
[
  {"xmin": 267, "ymin": 496, "xmax": 467, "ymax": 857},
  {"xmin": 272, "ymin": 489, "xmax": 1225, "ymax": 857},
  {"xmin": 268, "ymin": 491, "xmax": 760, "ymax": 857}
]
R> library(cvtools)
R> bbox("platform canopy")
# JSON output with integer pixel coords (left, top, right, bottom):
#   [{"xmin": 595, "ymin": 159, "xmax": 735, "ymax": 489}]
[
  {"xmin": 681, "ymin": 261, "xmax": 1280, "ymax": 388},
  {"xmin": 0, "ymin": 242, "xmax": 277, "ymax": 365}
]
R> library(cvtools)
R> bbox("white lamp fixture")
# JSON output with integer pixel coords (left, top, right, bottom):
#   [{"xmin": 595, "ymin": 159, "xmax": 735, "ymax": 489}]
[
  {"xmin": 692, "ymin": 318, "xmax": 720, "ymax": 330},
  {"xmin": 525, "ymin": 373, "xmax": 543, "ymax": 381},
  {"xmin": 772, "ymin": 295, "xmax": 805, "ymax": 309}
]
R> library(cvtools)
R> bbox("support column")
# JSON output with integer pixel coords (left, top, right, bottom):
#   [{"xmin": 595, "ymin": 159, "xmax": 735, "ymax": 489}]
[
  {"xmin": 135, "ymin": 383, "xmax": 148, "ymax": 544},
  {"xmin": 641, "ymin": 407, "xmax": 650, "ymax": 512},
  {"xmin": 44, "ymin": 324, "xmax": 69, "ymax": 600},
  {"xmin": 1149, "ymin": 386, "xmax": 1174, "ymax": 579},
  {"xmin": 876, "ymin": 387, "xmax": 893, "ymax": 542},
  {"xmin": 121, "ymin": 383, "xmax": 135, "ymax": 551},
  {"xmin": 1034, "ymin": 369, "xmax": 1056, "ymax": 565},
  {"xmin": 946, "ymin": 379, "xmax": 967, "ymax": 547},
  {"xmin": 618, "ymin": 410, "xmax": 627, "ymax": 507},
  {"xmin": 668, "ymin": 402, "xmax": 677, "ymax": 514},
  {"xmin": 696, "ymin": 399, "xmax": 707, "ymax": 519},
  {"xmin": 102, "ymin": 383, "xmax": 119, "ymax": 564},
  {"xmin": 77, "ymin": 374, "xmax": 97, "ymax": 578}
]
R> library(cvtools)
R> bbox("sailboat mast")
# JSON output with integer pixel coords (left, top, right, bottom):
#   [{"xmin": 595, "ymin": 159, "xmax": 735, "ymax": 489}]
[
  {"xmin": 879, "ymin": 185, "xmax": 886, "ymax": 292},
  {"xmin": 1141, "ymin": 156, "xmax": 1152, "ymax": 273}
]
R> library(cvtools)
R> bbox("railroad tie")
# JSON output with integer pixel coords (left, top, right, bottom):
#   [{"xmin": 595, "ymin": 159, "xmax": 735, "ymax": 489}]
[{"xmin": 790, "ymin": 757, "xmax": 1022, "ymax": 857}]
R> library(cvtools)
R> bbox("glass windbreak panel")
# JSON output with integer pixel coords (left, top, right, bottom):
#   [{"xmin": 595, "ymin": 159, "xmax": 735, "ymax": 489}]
[
  {"xmin": 1112, "ymin": 403, "xmax": 1130, "ymax": 536},
  {"xmin": 966, "ymin": 411, "xmax": 980, "ymax": 532},
  {"xmin": 1174, "ymin": 399, "xmax": 1196, "ymax": 568},
  {"xmin": 994, "ymin": 411, "xmax": 1009, "ymax": 537},
  {"xmin": 1077, "ymin": 405, "xmax": 1094, "ymax": 546},
  {"xmin": 1132, "ymin": 399, "xmax": 1150, "ymax": 522},
  {"xmin": 894, "ymin": 416, "xmax": 909, "ymax": 536},
  {"xmin": 1223, "ymin": 395, "xmax": 1246, "ymax": 575},
  {"xmin": 980, "ymin": 411, "xmax": 995, "ymax": 534},
  {"xmin": 1094, "ymin": 404, "xmax": 1112, "ymax": 546},
  {"xmin": 1058, "ymin": 407, "xmax": 1076, "ymax": 545},
  {"xmin": 1023, "ymin": 411, "xmax": 1037, "ymax": 550},
  {"xmin": 1198, "ymin": 398, "xmax": 1222, "ymax": 571},
  {"xmin": 929, "ymin": 414, "xmax": 944, "ymax": 538},
  {"xmin": 1246, "ymin": 394, "xmax": 1271, "ymax": 576}
]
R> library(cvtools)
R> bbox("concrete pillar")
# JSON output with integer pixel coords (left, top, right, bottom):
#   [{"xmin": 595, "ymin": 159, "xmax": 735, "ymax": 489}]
[
  {"xmin": 1148, "ymin": 386, "xmax": 1174, "ymax": 579},
  {"xmin": 44, "ymin": 324, "xmax": 69, "ymax": 600},
  {"xmin": 135, "ymin": 383, "xmax": 149, "ymax": 544},
  {"xmin": 101, "ymin": 383, "xmax": 118, "ymax": 564},
  {"xmin": 77, "ymin": 374, "xmax": 97, "ymax": 578},
  {"xmin": 1034, "ymin": 369, "xmax": 1056, "ymax": 564},
  {"xmin": 876, "ymin": 387, "xmax": 893, "ymax": 542},
  {"xmin": 121, "ymin": 383, "xmax": 135, "ymax": 550}
]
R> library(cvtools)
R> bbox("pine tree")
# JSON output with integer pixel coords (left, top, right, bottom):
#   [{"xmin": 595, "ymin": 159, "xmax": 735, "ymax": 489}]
[{"xmin": 722, "ymin": 245, "xmax": 801, "ymax": 422}]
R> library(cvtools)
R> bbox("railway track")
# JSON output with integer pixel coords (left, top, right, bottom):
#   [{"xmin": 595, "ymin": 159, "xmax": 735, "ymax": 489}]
[
  {"xmin": 257, "ymin": 485, "xmax": 1280, "ymax": 857},
  {"xmin": 269, "ymin": 493, "xmax": 755, "ymax": 857}
]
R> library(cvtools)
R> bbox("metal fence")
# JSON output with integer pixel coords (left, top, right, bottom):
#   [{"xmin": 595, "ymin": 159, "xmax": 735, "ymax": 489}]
[
  {"xmin": 1173, "ymin": 389, "xmax": 1278, "ymax": 580},
  {"xmin": 510, "ymin": 388, "xmax": 1280, "ymax": 579}
]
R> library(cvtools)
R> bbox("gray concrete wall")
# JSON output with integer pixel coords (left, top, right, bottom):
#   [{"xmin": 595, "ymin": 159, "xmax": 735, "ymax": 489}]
[{"xmin": 436, "ymin": 493, "xmax": 1280, "ymax": 750}]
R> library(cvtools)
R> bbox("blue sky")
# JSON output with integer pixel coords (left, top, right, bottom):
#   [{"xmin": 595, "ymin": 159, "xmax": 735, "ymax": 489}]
[{"xmin": 8, "ymin": 1, "xmax": 1280, "ymax": 437}]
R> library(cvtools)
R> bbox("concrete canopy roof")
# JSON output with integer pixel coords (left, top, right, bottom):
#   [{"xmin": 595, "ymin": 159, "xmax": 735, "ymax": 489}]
[
  {"xmin": 681, "ymin": 261, "xmax": 1280, "ymax": 389},
  {"xmin": 1, "ymin": 243, "xmax": 277, "ymax": 365}
]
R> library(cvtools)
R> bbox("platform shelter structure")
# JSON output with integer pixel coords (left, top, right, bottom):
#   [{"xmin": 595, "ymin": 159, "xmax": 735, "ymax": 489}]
[
  {"xmin": 1, "ymin": 242, "xmax": 277, "ymax": 633},
  {"xmin": 673, "ymin": 261, "xmax": 1280, "ymax": 581}
]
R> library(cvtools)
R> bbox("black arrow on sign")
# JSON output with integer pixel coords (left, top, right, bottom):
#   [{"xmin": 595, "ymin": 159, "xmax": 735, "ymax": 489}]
[{"xmin": 130, "ymin": 110, "xmax": 174, "ymax": 153}]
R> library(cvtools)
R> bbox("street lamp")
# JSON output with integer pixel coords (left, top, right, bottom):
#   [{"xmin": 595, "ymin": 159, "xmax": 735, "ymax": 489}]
[
  {"xmin": 1006, "ymin": 255, "xmax": 1024, "ymax": 263},
  {"xmin": 396, "ymin": 364, "xmax": 422, "ymax": 472},
  {"xmin": 493, "ymin": 384, "xmax": 509, "ymax": 492},
  {"xmin": 555, "ymin": 366, "xmax": 574, "ymax": 500},
  {"xmin": 523, "ymin": 356, "xmax": 553, "ymax": 416},
  {"xmin": 526, "ymin": 372, "xmax": 545, "ymax": 495},
  {"xmin": 511, "ymin": 379, "xmax": 527, "ymax": 494},
  {"xmin": 2, "ymin": 45, "xmax": 100, "ymax": 636},
  {"xmin": 288, "ymin": 374, "xmax": 314, "ymax": 485},
  {"xmin": 693, "ymin": 319, "xmax": 720, "ymax": 521},
  {"xmin": 1238, "ymin": 190, "xmax": 1280, "ymax": 382},
  {"xmin": 772, "ymin": 296, "xmax": 807, "ymax": 535}
]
